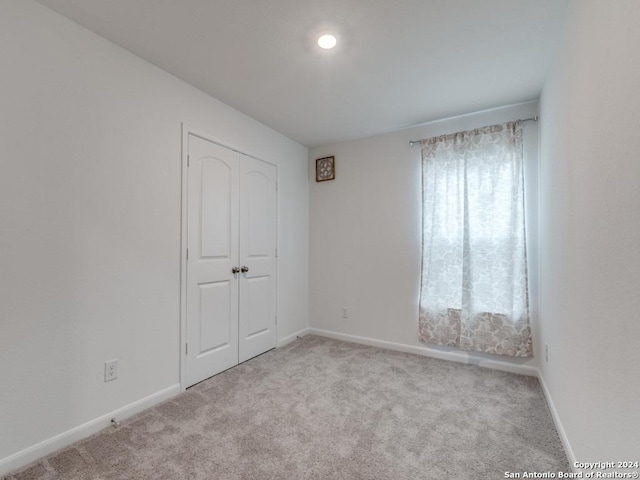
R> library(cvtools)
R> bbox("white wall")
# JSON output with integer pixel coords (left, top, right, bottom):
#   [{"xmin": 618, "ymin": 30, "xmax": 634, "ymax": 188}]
[
  {"xmin": 0, "ymin": 1, "xmax": 308, "ymax": 473},
  {"xmin": 309, "ymin": 102, "xmax": 540, "ymax": 373},
  {"xmin": 538, "ymin": 0, "xmax": 640, "ymax": 463}
]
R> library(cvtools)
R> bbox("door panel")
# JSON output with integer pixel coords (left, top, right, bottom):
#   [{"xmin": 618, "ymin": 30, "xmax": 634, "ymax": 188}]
[
  {"xmin": 245, "ymin": 275, "xmax": 271, "ymax": 338},
  {"xmin": 198, "ymin": 281, "xmax": 231, "ymax": 354},
  {"xmin": 246, "ymin": 171, "xmax": 271, "ymax": 257},
  {"xmin": 239, "ymin": 156, "xmax": 277, "ymax": 363},
  {"xmin": 200, "ymin": 160, "xmax": 232, "ymax": 258},
  {"xmin": 186, "ymin": 135, "xmax": 239, "ymax": 386}
]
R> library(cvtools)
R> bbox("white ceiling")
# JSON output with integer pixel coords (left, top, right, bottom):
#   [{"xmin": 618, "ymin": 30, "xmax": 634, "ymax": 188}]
[{"xmin": 35, "ymin": 0, "xmax": 568, "ymax": 147}]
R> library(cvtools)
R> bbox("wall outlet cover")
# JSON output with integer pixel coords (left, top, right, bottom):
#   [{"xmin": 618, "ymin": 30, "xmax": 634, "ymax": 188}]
[{"xmin": 104, "ymin": 359, "xmax": 118, "ymax": 382}]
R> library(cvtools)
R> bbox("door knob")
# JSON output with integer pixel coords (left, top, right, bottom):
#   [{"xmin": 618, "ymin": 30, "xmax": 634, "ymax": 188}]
[
  {"xmin": 241, "ymin": 266, "xmax": 249, "ymax": 273},
  {"xmin": 231, "ymin": 266, "xmax": 240, "ymax": 274}
]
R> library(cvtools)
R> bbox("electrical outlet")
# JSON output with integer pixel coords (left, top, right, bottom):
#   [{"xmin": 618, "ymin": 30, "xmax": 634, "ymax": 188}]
[
  {"xmin": 341, "ymin": 307, "xmax": 348, "ymax": 319},
  {"xmin": 544, "ymin": 344, "xmax": 549, "ymax": 362},
  {"xmin": 104, "ymin": 359, "xmax": 118, "ymax": 382}
]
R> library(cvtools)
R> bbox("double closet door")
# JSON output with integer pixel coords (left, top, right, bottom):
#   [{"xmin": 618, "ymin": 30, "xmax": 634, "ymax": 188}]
[{"xmin": 185, "ymin": 134, "xmax": 277, "ymax": 387}]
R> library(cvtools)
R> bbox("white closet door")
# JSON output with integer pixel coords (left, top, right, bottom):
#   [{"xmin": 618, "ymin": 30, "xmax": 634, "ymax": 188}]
[
  {"xmin": 186, "ymin": 135, "xmax": 240, "ymax": 387},
  {"xmin": 238, "ymin": 156, "xmax": 277, "ymax": 363}
]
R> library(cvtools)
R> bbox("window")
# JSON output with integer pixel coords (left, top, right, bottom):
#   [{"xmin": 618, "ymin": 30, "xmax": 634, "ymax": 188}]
[{"xmin": 418, "ymin": 121, "xmax": 532, "ymax": 357}]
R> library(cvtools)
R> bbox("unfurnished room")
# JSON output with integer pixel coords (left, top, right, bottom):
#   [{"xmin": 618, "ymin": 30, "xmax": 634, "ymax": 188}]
[{"xmin": 0, "ymin": 1, "xmax": 639, "ymax": 479}]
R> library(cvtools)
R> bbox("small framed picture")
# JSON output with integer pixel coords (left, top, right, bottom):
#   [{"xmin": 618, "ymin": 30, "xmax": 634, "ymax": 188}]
[{"xmin": 316, "ymin": 156, "xmax": 335, "ymax": 182}]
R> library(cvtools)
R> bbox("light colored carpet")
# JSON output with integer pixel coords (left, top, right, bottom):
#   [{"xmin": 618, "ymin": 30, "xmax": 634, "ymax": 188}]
[{"xmin": 5, "ymin": 335, "xmax": 569, "ymax": 479}]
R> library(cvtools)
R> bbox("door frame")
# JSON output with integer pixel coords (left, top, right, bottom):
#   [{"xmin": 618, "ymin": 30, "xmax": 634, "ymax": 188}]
[{"xmin": 179, "ymin": 124, "xmax": 279, "ymax": 391}]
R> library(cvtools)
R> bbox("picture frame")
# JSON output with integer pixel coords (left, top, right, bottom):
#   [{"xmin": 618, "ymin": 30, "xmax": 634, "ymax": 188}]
[{"xmin": 316, "ymin": 156, "xmax": 335, "ymax": 182}]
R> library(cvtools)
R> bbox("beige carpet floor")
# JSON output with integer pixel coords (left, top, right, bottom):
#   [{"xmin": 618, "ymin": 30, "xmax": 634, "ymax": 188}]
[{"xmin": 5, "ymin": 335, "xmax": 569, "ymax": 479}]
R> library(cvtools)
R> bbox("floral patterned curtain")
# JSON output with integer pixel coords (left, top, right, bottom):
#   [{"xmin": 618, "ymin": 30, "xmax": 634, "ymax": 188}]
[{"xmin": 418, "ymin": 121, "xmax": 532, "ymax": 357}]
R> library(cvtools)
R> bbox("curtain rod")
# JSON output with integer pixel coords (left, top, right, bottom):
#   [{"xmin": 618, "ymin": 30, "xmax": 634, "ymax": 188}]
[{"xmin": 409, "ymin": 116, "xmax": 538, "ymax": 146}]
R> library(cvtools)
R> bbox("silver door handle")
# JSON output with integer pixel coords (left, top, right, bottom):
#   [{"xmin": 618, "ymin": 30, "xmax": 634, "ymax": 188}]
[
  {"xmin": 241, "ymin": 266, "xmax": 249, "ymax": 273},
  {"xmin": 231, "ymin": 266, "xmax": 240, "ymax": 274}
]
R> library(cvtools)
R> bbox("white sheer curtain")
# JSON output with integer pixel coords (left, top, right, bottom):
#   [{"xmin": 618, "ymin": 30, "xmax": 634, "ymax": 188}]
[{"xmin": 418, "ymin": 121, "xmax": 532, "ymax": 357}]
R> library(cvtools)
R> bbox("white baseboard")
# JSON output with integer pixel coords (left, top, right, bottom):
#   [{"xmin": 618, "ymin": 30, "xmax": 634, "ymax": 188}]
[
  {"xmin": 0, "ymin": 384, "xmax": 180, "ymax": 477},
  {"xmin": 277, "ymin": 327, "xmax": 310, "ymax": 347},
  {"xmin": 537, "ymin": 370, "xmax": 577, "ymax": 471},
  {"xmin": 308, "ymin": 328, "xmax": 539, "ymax": 377}
]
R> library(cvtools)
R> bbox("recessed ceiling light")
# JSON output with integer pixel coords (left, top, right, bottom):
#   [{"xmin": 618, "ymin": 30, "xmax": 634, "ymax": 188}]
[{"xmin": 317, "ymin": 34, "xmax": 337, "ymax": 49}]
